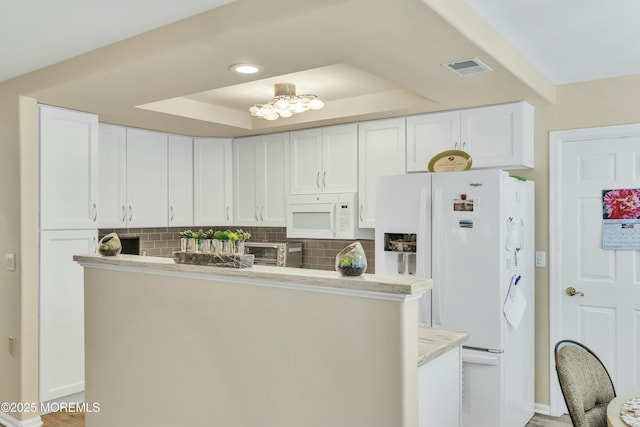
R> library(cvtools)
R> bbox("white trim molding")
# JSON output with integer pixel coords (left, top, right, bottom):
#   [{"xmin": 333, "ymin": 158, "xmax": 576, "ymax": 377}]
[{"xmin": 0, "ymin": 412, "xmax": 42, "ymax": 427}]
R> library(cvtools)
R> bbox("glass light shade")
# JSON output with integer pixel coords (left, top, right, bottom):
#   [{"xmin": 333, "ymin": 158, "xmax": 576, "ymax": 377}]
[
  {"xmin": 249, "ymin": 83, "xmax": 323, "ymax": 121},
  {"xmin": 309, "ymin": 98, "xmax": 324, "ymax": 110},
  {"xmin": 274, "ymin": 98, "xmax": 290, "ymax": 110}
]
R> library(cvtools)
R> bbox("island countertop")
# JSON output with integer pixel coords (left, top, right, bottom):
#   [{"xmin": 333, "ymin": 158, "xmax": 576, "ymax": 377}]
[
  {"xmin": 418, "ymin": 327, "xmax": 469, "ymax": 367},
  {"xmin": 73, "ymin": 253, "xmax": 431, "ymax": 297}
]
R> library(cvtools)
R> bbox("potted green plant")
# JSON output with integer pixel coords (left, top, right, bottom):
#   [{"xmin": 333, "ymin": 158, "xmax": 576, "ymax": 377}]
[
  {"xmin": 194, "ymin": 229, "xmax": 208, "ymax": 252},
  {"xmin": 180, "ymin": 230, "xmax": 197, "ymax": 252},
  {"xmin": 205, "ymin": 229, "xmax": 216, "ymax": 253},
  {"xmin": 212, "ymin": 230, "xmax": 226, "ymax": 252},
  {"xmin": 235, "ymin": 229, "xmax": 251, "ymax": 254}
]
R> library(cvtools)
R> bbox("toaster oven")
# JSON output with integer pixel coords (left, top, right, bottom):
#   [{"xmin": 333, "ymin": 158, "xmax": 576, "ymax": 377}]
[{"xmin": 243, "ymin": 241, "xmax": 303, "ymax": 268}]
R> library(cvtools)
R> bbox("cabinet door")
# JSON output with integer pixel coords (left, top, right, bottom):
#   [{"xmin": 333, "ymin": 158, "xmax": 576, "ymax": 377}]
[
  {"xmin": 168, "ymin": 134, "xmax": 194, "ymax": 227},
  {"xmin": 461, "ymin": 101, "xmax": 534, "ymax": 169},
  {"xmin": 126, "ymin": 128, "xmax": 168, "ymax": 227},
  {"xmin": 233, "ymin": 136, "xmax": 261, "ymax": 226},
  {"xmin": 40, "ymin": 229, "xmax": 98, "ymax": 402},
  {"xmin": 260, "ymin": 132, "xmax": 289, "ymax": 226},
  {"xmin": 289, "ymin": 128, "xmax": 322, "ymax": 194},
  {"xmin": 98, "ymin": 124, "xmax": 127, "ymax": 228},
  {"xmin": 358, "ymin": 118, "xmax": 406, "ymax": 229},
  {"xmin": 406, "ymin": 111, "xmax": 460, "ymax": 172},
  {"xmin": 322, "ymin": 123, "xmax": 357, "ymax": 193},
  {"xmin": 194, "ymin": 138, "xmax": 233, "ymax": 225},
  {"xmin": 39, "ymin": 105, "xmax": 99, "ymax": 229},
  {"xmin": 418, "ymin": 346, "xmax": 462, "ymax": 427}
]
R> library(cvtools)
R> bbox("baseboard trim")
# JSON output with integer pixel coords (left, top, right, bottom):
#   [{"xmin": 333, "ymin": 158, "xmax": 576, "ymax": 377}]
[
  {"xmin": 534, "ymin": 403, "xmax": 552, "ymax": 416},
  {"xmin": 0, "ymin": 412, "xmax": 42, "ymax": 427}
]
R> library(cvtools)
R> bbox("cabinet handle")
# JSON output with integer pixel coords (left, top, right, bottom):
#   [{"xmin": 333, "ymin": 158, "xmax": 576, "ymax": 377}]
[
  {"xmin": 323, "ymin": 171, "xmax": 327, "ymax": 188},
  {"xmin": 316, "ymin": 171, "xmax": 320, "ymax": 188},
  {"xmin": 454, "ymin": 142, "xmax": 459, "ymax": 150},
  {"xmin": 462, "ymin": 141, "xmax": 468, "ymax": 151},
  {"xmin": 359, "ymin": 204, "xmax": 364, "ymax": 222},
  {"xmin": 226, "ymin": 206, "xmax": 230, "ymax": 221},
  {"xmin": 121, "ymin": 205, "xmax": 126, "ymax": 222},
  {"xmin": 92, "ymin": 203, "xmax": 97, "ymax": 222},
  {"xmin": 92, "ymin": 236, "xmax": 97, "ymax": 253},
  {"xmin": 170, "ymin": 206, "xmax": 174, "ymax": 222},
  {"xmin": 128, "ymin": 205, "xmax": 132, "ymax": 222},
  {"xmin": 255, "ymin": 206, "xmax": 260, "ymax": 221},
  {"xmin": 260, "ymin": 206, "xmax": 265, "ymax": 221}
]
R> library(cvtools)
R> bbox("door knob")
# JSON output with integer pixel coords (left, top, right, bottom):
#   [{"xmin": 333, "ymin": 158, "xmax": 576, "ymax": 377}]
[{"xmin": 566, "ymin": 286, "xmax": 584, "ymax": 297}]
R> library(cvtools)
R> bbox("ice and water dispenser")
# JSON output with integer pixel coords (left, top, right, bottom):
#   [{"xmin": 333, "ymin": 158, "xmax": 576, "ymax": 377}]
[{"xmin": 383, "ymin": 233, "xmax": 417, "ymax": 275}]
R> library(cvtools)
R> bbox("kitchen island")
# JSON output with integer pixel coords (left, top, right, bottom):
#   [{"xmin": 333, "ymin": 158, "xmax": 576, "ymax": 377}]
[{"xmin": 74, "ymin": 254, "xmax": 466, "ymax": 427}]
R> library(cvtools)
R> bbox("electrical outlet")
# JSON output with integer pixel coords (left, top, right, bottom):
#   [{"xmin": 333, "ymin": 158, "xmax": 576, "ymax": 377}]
[
  {"xmin": 5, "ymin": 253, "xmax": 15, "ymax": 271},
  {"xmin": 8, "ymin": 337, "xmax": 15, "ymax": 355},
  {"xmin": 535, "ymin": 251, "xmax": 546, "ymax": 268}
]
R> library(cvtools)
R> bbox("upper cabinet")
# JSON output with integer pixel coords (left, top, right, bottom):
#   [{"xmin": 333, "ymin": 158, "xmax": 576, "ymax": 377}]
[
  {"xmin": 407, "ymin": 101, "xmax": 534, "ymax": 172},
  {"xmin": 194, "ymin": 138, "xmax": 233, "ymax": 226},
  {"xmin": 98, "ymin": 124, "xmax": 127, "ymax": 228},
  {"xmin": 40, "ymin": 105, "xmax": 99, "ymax": 230},
  {"xmin": 358, "ymin": 117, "xmax": 406, "ymax": 229},
  {"xmin": 126, "ymin": 128, "xmax": 169, "ymax": 227},
  {"xmin": 168, "ymin": 134, "xmax": 194, "ymax": 227},
  {"xmin": 234, "ymin": 132, "xmax": 289, "ymax": 227},
  {"xmin": 289, "ymin": 124, "xmax": 357, "ymax": 194}
]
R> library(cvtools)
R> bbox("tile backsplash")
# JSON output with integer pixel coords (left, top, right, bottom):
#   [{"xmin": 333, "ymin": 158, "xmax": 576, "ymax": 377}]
[{"xmin": 99, "ymin": 226, "xmax": 375, "ymax": 273}]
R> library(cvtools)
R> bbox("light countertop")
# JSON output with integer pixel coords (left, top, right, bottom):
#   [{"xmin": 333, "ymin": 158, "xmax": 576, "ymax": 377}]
[
  {"xmin": 74, "ymin": 253, "xmax": 431, "ymax": 296},
  {"xmin": 418, "ymin": 327, "xmax": 469, "ymax": 367}
]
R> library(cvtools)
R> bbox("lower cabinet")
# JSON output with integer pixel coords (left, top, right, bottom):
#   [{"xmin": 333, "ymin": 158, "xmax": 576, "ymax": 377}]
[
  {"xmin": 39, "ymin": 229, "xmax": 97, "ymax": 402},
  {"xmin": 418, "ymin": 345, "xmax": 462, "ymax": 427}
]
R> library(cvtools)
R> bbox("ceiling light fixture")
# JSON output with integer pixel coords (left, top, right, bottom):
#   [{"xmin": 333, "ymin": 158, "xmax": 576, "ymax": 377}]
[
  {"xmin": 229, "ymin": 63, "xmax": 263, "ymax": 74},
  {"xmin": 250, "ymin": 83, "xmax": 324, "ymax": 121}
]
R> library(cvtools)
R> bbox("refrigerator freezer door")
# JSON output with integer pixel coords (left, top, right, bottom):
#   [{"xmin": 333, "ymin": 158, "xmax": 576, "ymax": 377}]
[
  {"xmin": 462, "ymin": 349, "xmax": 505, "ymax": 427},
  {"xmin": 375, "ymin": 172, "xmax": 432, "ymax": 325},
  {"xmin": 432, "ymin": 170, "xmax": 506, "ymax": 351}
]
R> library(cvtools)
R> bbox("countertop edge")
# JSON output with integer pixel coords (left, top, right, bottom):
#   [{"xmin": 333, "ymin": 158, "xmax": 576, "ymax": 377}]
[
  {"xmin": 418, "ymin": 327, "xmax": 470, "ymax": 367},
  {"xmin": 74, "ymin": 253, "xmax": 432, "ymax": 297}
]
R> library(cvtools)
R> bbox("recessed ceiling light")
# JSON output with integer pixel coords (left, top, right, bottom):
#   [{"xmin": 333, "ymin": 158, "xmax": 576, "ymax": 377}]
[{"xmin": 229, "ymin": 64, "xmax": 263, "ymax": 74}]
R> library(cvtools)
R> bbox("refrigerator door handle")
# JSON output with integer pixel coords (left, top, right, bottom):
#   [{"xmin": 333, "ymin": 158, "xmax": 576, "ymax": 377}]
[{"xmin": 432, "ymin": 188, "xmax": 443, "ymax": 326}]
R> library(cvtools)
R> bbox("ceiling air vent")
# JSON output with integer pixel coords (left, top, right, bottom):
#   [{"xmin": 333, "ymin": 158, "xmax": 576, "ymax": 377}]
[{"xmin": 442, "ymin": 58, "xmax": 493, "ymax": 76}]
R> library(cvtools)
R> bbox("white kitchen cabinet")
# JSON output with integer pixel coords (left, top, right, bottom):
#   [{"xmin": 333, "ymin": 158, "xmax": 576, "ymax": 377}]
[
  {"xmin": 125, "ymin": 128, "xmax": 169, "ymax": 227},
  {"xmin": 406, "ymin": 101, "xmax": 534, "ymax": 172},
  {"xmin": 39, "ymin": 105, "xmax": 99, "ymax": 229},
  {"xmin": 233, "ymin": 132, "xmax": 289, "ymax": 226},
  {"xmin": 418, "ymin": 345, "xmax": 462, "ymax": 427},
  {"xmin": 358, "ymin": 117, "xmax": 406, "ymax": 229},
  {"xmin": 406, "ymin": 110, "xmax": 460, "ymax": 172},
  {"xmin": 289, "ymin": 124, "xmax": 357, "ymax": 194},
  {"xmin": 168, "ymin": 134, "xmax": 194, "ymax": 227},
  {"xmin": 98, "ymin": 124, "xmax": 127, "ymax": 228},
  {"xmin": 194, "ymin": 138, "xmax": 233, "ymax": 225},
  {"xmin": 39, "ymin": 229, "xmax": 98, "ymax": 402}
]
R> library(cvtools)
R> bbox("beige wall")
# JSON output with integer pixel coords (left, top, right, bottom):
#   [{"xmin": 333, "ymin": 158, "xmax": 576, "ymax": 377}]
[
  {"xmin": 83, "ymin": 266, "xmax": 419, "ymax": 427},
  {"xmin": 517, "ymin": 74, "xmax": 640, "ymax": 405}
]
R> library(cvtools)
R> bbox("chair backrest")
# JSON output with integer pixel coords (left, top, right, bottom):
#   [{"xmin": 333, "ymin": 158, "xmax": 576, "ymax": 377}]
[{"xmin": 554, "ymin": 340, "xmax": 616, "ymax": 427}]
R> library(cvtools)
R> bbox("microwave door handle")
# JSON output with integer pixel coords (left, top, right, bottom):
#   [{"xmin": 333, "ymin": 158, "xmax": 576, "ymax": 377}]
[{"xmin": 330, "ymin": 202, "xmax": 336, "ymax": 236}]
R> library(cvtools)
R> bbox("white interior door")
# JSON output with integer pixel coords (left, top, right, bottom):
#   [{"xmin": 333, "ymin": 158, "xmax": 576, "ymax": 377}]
[{"xmin": 550, "ymin": 125, "xmax": 640, "ymax": 415}]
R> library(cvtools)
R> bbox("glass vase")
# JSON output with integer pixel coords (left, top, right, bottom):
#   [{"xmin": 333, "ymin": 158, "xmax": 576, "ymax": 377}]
[{"xmin": 335, "ymin": 241, "xmax": 367, "ymax": 276}]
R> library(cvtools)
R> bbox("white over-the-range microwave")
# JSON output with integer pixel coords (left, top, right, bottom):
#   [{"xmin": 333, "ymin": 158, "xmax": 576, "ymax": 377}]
[{"xmin": 286, "ymin": 193, "xmax": 375, "ymax": 240}]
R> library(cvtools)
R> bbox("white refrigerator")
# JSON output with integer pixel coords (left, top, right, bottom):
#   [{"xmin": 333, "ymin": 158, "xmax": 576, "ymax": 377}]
[{"xmin": 375, "ymin": 169, "xmax": 535, "ymax": 427}]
